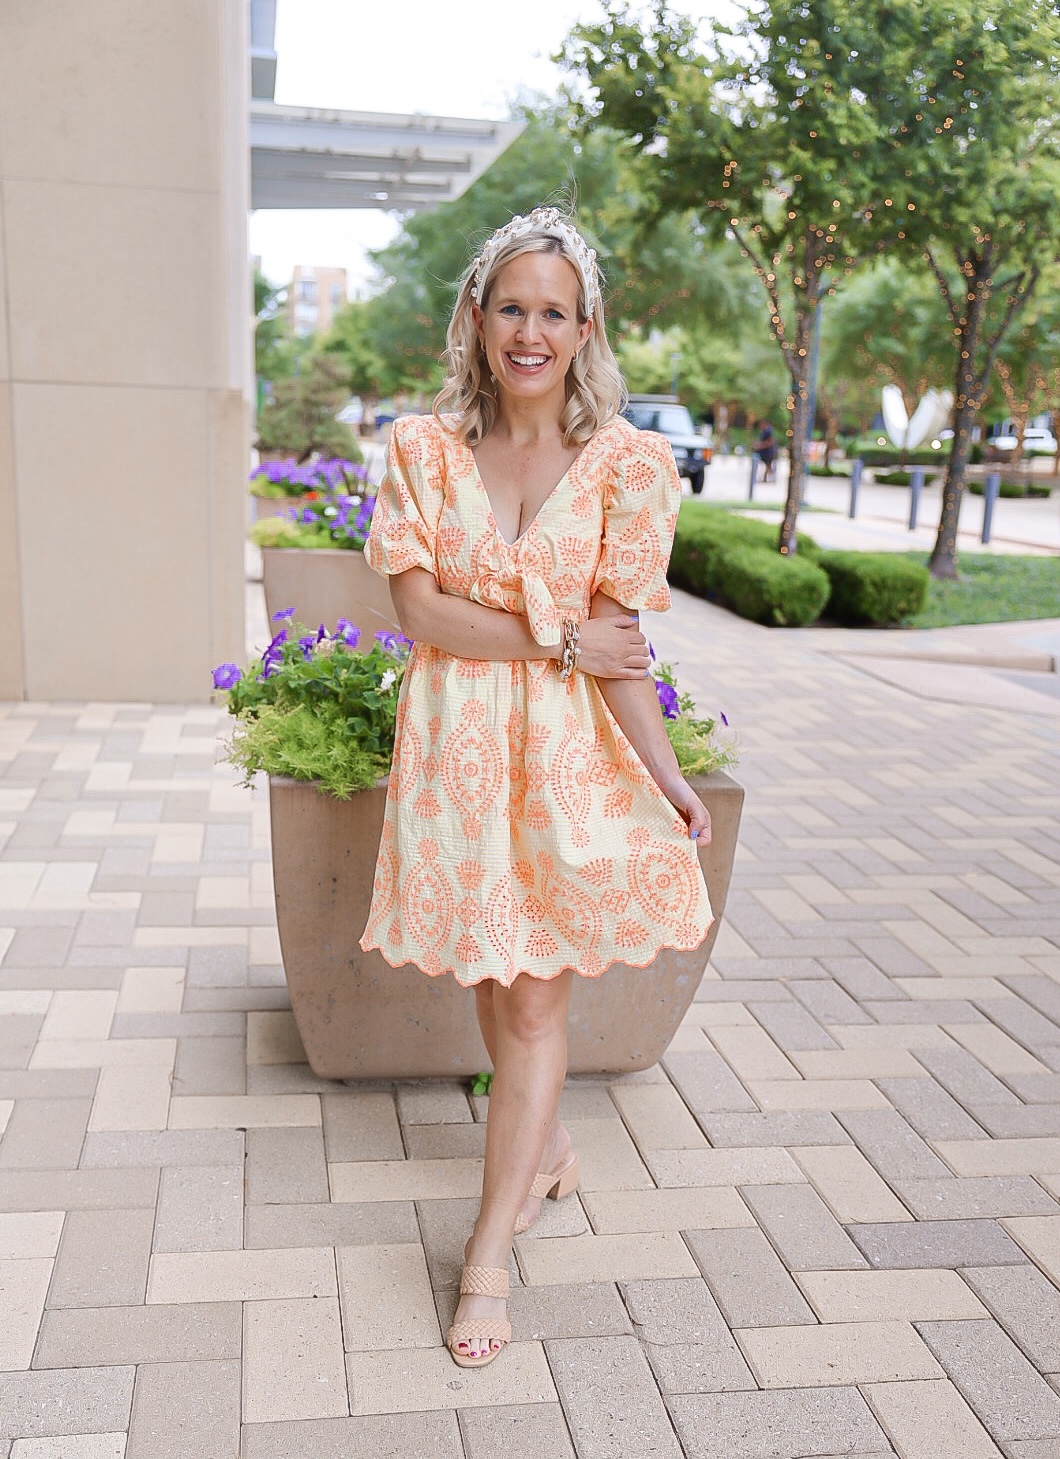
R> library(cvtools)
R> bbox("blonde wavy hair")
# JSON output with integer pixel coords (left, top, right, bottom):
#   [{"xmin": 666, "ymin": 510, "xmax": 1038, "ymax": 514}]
[{"xmin": 433, "ymin": 219, "xmax": 626, "ymax": 447}]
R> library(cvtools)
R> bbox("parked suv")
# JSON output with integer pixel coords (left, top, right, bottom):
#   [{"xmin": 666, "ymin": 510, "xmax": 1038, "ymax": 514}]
[{"xmin": 623, "ymin": 395, "xmax": 712, "ymax": 494}]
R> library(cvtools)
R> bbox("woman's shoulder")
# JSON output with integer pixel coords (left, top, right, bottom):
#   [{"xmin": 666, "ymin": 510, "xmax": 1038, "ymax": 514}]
[
  {"xmin": 596, "ymin": 415, "xmax": 675, "ymax": 470},
  {"xmin": 390, "ymin": 412, "xmax": 466, "ymax": 467}
]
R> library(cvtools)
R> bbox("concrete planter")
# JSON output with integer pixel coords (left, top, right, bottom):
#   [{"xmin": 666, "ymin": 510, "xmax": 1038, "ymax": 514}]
[
  {"xmin": 269, "ymin": 769, "xmax": 744, "ymax": 1080},
  {"xmin": 262, "ymin": 546, "xmax": 399, "ymax": 640}
]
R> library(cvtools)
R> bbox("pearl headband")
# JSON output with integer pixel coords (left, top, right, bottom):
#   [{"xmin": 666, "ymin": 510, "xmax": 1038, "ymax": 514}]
[{"xmin": 469, "ymin": 206, "xmax": 600, "ymax": 314}]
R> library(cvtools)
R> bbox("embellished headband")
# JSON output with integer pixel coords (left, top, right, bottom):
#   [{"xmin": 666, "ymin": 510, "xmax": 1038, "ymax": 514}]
[{"xmin": 469, "ymin": 206, "xmax": 600, "ymax": 313}]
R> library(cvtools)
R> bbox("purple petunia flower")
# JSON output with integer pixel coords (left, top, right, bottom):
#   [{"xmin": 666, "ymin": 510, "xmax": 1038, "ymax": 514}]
[
  {"xmin": 297, "ymin": 634, "xmax": 315, "ymax": 658},
  {"xmin": 212, "ymin": 663, "xmax": 242, "ymax": 690},
  {"xmin": 648, "ymin": 641, "xmax": 656, "ymax": 661},
  {"xmin": 720, "ymin": 711, "xmax": 729, "ymax": 727},
  {"xmin": 334, "ymin": 618, "xmax": 361, "ymax": 648},
  {"xmin": 655, "ymin": 679, "xmax": 680, "ymax": 721},
  {"xmin": 272, "ymin": 608, "xmax": 295, "ymax": 622}
]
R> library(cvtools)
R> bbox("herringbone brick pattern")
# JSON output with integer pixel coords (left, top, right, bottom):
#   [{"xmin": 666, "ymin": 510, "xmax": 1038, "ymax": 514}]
[{"xmin": 1, "ymin": 590, "xmax": 1058, "ymax": 1458}]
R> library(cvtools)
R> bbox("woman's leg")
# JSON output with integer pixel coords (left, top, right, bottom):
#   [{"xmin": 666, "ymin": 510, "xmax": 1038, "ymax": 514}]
[
  {"xmin": 453, "ymin": 970, "xmax": 574, "ymax": 1358},
  {"xmin": 472, "ymin": 981, "xmax": 572, "ymax": 1217}
]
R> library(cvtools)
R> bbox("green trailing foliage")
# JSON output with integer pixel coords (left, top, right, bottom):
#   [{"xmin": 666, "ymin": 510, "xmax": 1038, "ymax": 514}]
[
  {"xmin": 652, "ymin": 660, "xmax": 739, "ymax": 777},
  {"xmin": 226, "ymin": 701, "xmax": 391, "ymax": 799},
  {"xmin": 214, "ymin": 618, "xmax": 409, "ymax": 800},
  {"xmin": 818, "ymin": 552, "xmax": 930, "ymax": 626},
  {"xmin": 665, "ymin": 713, "xmax": 740, "ymax": 777},
  {"xmin": 248, "ymin": 517, "xmax": 332, "ymax": 550}
]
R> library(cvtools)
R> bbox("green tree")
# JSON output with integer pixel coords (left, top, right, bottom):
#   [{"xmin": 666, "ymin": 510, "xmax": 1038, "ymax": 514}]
[
  {"xmin": 989, "ymin": 279, "xmax": 1060, "ymax": 463},
  {"xmin": 254, "ymin": 269, "xmax": 312, "ymax": 386},
  {"xmin": 255, "ymin": 353, "xmax": 360, "ymax": 461},
  {"xmin": 336, "ymin": 104, "xmax": 749, "ymax": 397},
  {"xmin": 820, "ymin": 261, "xmax": 951, "ymax": 427},
  {"xmin": 861, "ymin": 1, "xmax": 1060, "ymax": 576},
  {"xmin": 563, "ymin": 2, "xmax": 899, "ymax": 554}
]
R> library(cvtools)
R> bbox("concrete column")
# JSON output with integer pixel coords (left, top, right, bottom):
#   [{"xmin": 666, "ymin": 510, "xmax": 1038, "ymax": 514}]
[{"xmin": 0, "ymin": 0, "xmax": 250, "ymax": 701}]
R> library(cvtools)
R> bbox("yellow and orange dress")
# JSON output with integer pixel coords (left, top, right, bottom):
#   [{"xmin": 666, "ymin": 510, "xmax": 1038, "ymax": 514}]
[{"xmin": 358, "ymin": 412, "xmax": 713, "ymax": 987}]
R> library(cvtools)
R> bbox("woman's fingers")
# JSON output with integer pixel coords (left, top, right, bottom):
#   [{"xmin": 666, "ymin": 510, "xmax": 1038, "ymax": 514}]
[{"xmin": 688, "ymin": 803, "xmax": 712, "ymax": 843}]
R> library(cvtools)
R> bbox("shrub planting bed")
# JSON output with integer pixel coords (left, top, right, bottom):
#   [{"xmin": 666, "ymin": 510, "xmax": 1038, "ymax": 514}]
[
  {"xmin": 818, "ymin": 552, "xmax": 930, "ymax": 626},
  {"xmin": 968, "ymin": 479, "xmax": 1051, "ymax": 499},
  {"xmin": 670, "ymin": 504, "xmax": 829, "ymax": 627}
]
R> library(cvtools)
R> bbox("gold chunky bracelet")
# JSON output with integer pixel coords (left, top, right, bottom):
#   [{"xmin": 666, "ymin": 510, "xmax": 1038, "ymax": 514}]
[{"xmin": 558, "ymin": 618, "xmax": 581, "ymax": 680}]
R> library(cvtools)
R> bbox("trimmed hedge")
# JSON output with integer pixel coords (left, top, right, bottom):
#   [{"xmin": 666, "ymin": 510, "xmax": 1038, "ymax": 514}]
[
  {"xmin": 856, "ymin": 447, "xmax": 948, "ymax": 467},
  {"xmin": 670, "ymin": 505, "xmax": 828, "ymax": 627},
  {"xmin": 712, "ymin": 545, "xmax": 831, "ymax": 627},
  {"xmin": 819, "ymin": 551, "xmax": 929, "ymax": 625},
  {"xmin": 872, "ymin": 469, "xmax": 939, "ymax": 487},
  {"xmin": 968, "ymin": 478, "xmax": 1051, "ymax": 499}
]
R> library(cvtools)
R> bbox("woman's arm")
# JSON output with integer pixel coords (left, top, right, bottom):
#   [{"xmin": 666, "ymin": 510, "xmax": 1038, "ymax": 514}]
[
  {"xmin": 388, "ymin": 566, "xmax": 652, "ymax": 678},
  {"xmin": 589, "ymin": 591, "xmax": 711, "ymax": 842}
]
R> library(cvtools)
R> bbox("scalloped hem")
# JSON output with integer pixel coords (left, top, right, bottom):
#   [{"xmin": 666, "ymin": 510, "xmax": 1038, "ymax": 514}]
[{"xmin": 358, "ymin": 917, "xmax": 716, "ymax": 990}]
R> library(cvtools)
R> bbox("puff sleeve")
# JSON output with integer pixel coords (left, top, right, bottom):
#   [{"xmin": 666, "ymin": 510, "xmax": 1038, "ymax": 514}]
[
  {"xmin": 591, "ymin": 428, "xmax": 680, "ymax": 611},
  {"xmin": 364, "ymin": 416, "xmax": 445, "ymax": 577}
]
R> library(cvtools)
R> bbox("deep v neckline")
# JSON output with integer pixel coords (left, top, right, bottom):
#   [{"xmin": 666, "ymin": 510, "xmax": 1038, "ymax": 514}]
[{"xmin": 465, "ymin": 437, "xmax": 586, "ymax": 548}]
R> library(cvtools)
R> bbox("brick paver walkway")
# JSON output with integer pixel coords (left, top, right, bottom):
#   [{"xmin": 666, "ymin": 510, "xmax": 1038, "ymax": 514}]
[{"xmin": 1, "ymin": 587, "xmax": 1058, "ymax": 1458}]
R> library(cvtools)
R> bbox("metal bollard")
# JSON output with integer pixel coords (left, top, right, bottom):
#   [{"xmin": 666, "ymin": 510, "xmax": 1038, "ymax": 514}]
[
  {"xmin": 908, "ymin": 466, "xmax": 925, "ymax": 531},
  {"xmin": 748, "ymin": 454, "xmax": 758, "ymax": 501},
  {"xmin": 848, "ymin": 458, "xmax": 863, "ymax": 518},
  {"xmin": 982, "ymin": 472, "xmax": 1001, "ymax": 544}
]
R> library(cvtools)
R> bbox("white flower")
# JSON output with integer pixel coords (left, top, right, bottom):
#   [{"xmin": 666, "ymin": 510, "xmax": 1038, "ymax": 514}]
[{"xmin": 380, "ymin": 670, "xmax": 397, "ymax": 691}]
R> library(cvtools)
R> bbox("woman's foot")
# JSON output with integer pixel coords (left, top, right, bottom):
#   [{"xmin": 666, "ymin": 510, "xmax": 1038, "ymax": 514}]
[
  {"xmin": 447, "ymin": 1235, "xmax": 512, "ymax": 1365},
  {"xmin": 515, "ymin": 1122, "xmax": 577, "ymax": 1235}
]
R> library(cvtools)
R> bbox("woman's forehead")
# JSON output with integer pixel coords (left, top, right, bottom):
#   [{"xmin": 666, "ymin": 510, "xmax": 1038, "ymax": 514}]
[{"xmin": 490, "ymin": 250, "xmax": 582, "ymax": 303}]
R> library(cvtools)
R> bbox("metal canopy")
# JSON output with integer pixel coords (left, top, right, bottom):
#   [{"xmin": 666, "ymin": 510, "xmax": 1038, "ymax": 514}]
[{"xmin": 250, "ymin": 100, "xmax": 524, "ymax": 211}]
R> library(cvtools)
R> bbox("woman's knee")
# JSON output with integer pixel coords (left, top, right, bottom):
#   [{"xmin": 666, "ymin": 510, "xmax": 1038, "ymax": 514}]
[{"xmin": 494, "ymin": 973, "xmax": 572, "ymax": 1047}]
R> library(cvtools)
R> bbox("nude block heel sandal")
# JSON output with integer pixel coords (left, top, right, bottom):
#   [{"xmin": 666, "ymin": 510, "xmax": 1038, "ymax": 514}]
[
  {"xmin": 514, "ymin": 1151, "xmax": 580, "ymax": 1236},
  {"xmin": 446, "ymin": 1264, "xmax": 511, "ymax": 1368}
]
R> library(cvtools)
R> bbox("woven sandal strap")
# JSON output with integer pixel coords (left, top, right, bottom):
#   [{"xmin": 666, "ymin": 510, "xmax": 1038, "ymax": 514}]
[
  {"xmin": 528, "ymin": 1169, "xmax": 555, "ymax": 1199},
  {"xmin": 447, "ymin": 1318, "xmax": 512, "ymax": 1345},
  {"xmin": 460, "ymin": 1264, "xmax": 510, "ymax": 1297}
]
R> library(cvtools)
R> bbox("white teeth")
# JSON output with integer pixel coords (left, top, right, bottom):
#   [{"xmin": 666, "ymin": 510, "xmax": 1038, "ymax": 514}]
[{"xmin": 509, "ymin": 353, "xmax": 548, "ymax": 366}]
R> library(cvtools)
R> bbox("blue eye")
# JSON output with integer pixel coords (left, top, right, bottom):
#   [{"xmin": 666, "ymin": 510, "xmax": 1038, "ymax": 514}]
[{"xmin": 500, "ymin": 304, "xmax": 521, "ymax": 315}]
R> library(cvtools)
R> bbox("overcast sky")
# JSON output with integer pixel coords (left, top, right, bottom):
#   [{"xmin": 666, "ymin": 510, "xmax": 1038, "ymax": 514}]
[{"xmin": 249, "ymin": 0, "xmax": 728, "ymax": 294}]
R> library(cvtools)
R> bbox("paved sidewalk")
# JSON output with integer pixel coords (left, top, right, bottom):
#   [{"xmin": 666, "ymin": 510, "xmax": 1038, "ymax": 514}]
[
  {"xmin": 701, "ymin": 452, "xmax": 1060, "ymax": 555},
  {"xmin": 1, "ymin": 585, "xmax": 1059, "ymax": 1458}
]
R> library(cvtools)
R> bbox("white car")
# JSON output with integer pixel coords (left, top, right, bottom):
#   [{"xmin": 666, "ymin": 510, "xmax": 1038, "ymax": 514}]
[{"xmin": 990, "ymin": 426, "xmax": 1058, "ymax": 453}]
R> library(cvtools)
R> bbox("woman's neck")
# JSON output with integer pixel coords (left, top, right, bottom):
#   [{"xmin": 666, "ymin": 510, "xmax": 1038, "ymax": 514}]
[{"xmin": 491, "ymin": 391, "xmax": 566, "ymax": 447}]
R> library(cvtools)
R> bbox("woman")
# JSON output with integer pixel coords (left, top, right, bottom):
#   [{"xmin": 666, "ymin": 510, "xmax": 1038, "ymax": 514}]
[{"xmin": 360, "ymin": 206, "xmax": 714, "ymax": 1368}]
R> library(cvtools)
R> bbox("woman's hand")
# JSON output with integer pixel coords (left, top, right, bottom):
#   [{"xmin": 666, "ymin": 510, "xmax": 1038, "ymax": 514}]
[
  {"xmin": 575, "ymin": 614, "xmax": 651, "ymax": 679},
  {"xmin": 658, "ymin": 773, "xmax": 712, "ymax": 844}
]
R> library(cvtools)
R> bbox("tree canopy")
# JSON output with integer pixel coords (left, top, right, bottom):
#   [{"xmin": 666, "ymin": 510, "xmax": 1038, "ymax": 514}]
[{"xmin": 562, "ymin": 0, "xmax": 1060, "ymax": 573}]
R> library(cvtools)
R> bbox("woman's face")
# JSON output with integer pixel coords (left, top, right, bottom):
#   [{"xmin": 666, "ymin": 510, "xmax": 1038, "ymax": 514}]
[{"xmin": 473, "ymin": 249, "xmax": 593, "ymax": 408}]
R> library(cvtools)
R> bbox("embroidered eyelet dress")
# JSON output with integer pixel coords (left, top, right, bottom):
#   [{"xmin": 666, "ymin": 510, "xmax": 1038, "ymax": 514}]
[{"xmin": 358, "ymin": 412, "xmax": 714, "ymax": 987}]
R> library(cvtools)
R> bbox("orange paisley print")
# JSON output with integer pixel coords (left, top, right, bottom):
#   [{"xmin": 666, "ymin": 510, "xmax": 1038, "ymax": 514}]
[{"xmin": 359, "ymin": 413, "xmax": 714, "ymax": 986}]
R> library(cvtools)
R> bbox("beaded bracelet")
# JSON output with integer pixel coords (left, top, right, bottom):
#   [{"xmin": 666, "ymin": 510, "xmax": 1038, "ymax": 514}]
[{"xmin": 558, "ymin": 618, "xmax": 581, "ymax": 680}]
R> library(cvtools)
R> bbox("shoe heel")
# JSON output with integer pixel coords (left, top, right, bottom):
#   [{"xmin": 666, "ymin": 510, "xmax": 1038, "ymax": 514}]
[{"xmin": 548, "ymin": 1155, "xmax": 579, "ymax": 1201}]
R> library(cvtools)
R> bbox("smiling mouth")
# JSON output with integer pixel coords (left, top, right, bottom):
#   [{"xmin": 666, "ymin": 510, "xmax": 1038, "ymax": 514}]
[{"xmin": 507, "ymin": 353, "xmax": 550, "ymax": 368}]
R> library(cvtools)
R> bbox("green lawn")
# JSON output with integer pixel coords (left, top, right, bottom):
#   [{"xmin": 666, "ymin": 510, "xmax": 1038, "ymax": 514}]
[{"xmin": 901, "ymin": 552, "xmax": 1060, "ymax": 628}]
